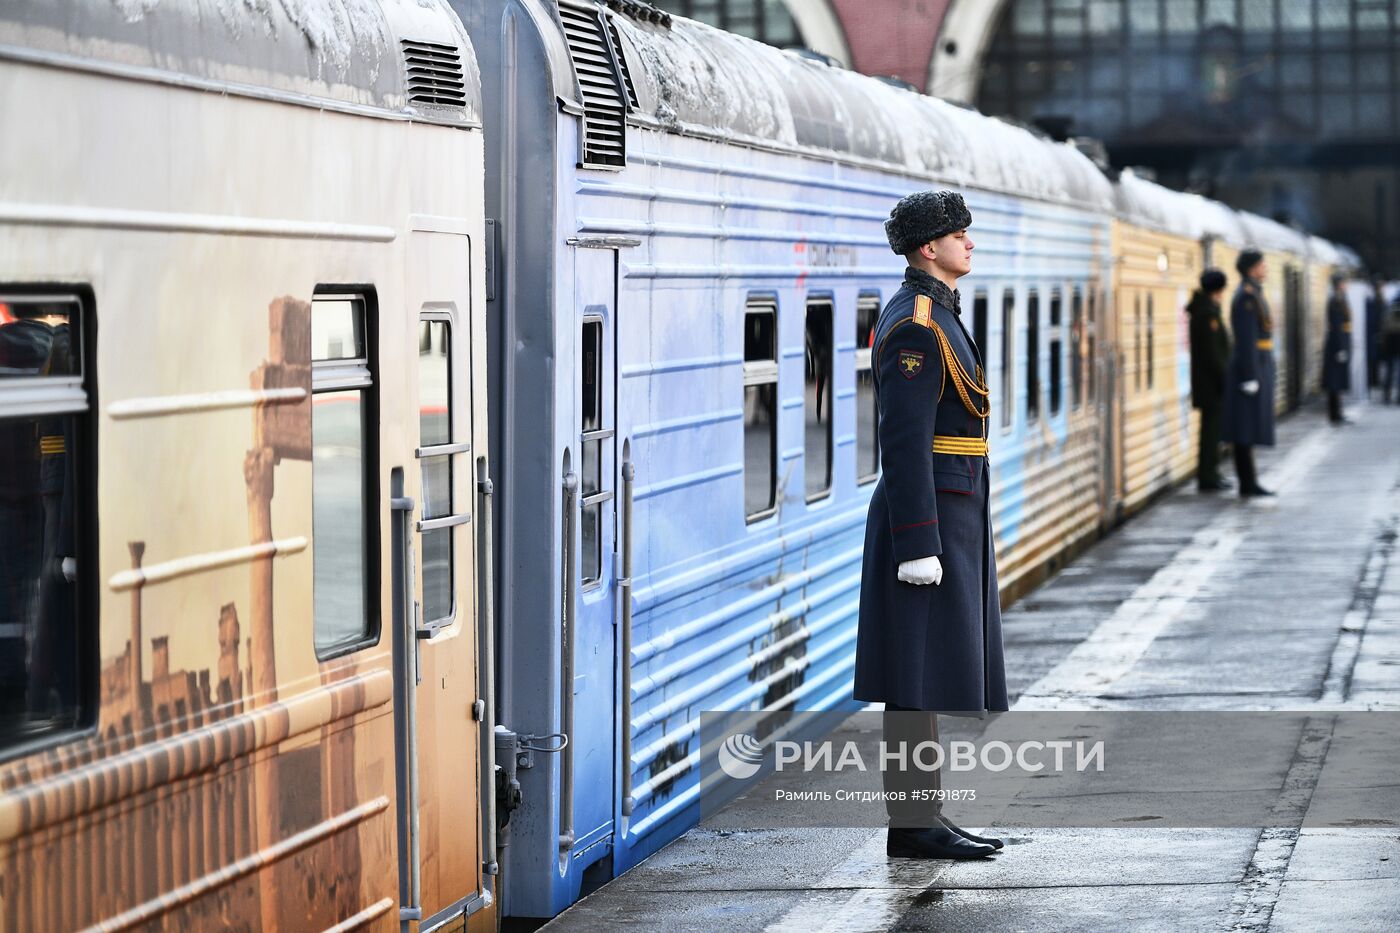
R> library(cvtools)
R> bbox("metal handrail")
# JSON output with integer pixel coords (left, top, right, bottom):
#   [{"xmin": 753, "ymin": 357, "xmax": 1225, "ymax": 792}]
[
  {"xmin": 559, "ymin": 471, "xmax": 578, "ymax": 852},
  {"xmin": 620, "ymin": 458, "xmax": 636, "ymax": 818},
  {"xmin": 477, "ymin": 468, "xmax": 499, "ymax": 879},
  {"xmin": 390, "ymin": 482, "xmax": 422, "ymax": 927}
]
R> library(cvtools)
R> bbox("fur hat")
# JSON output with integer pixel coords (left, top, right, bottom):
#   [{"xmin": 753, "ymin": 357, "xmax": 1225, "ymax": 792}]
[
  {"xmin": 1199, "ymin": 269, "xmax": 1227, "ymax": 292},
  {"xmin": 885, "ymin": 190, "xmax": 972, "ymax": 255},
  {"xmin": 1236, "ymin": 249, "xmax": 1265, "ymax": 277}
]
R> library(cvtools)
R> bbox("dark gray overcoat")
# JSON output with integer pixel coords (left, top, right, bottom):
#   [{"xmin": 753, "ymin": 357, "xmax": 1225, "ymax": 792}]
[
  {"xmin": 1322, "ymin": 294, "xmax": 1352, "ymax": 392},
  {"xmin": 1222, "ymin": 281, "xmax": 1277, "ymax": 447},
  {"xmin": 854, "ymin": 268, "xmax": 1008, "ymax": 713}
]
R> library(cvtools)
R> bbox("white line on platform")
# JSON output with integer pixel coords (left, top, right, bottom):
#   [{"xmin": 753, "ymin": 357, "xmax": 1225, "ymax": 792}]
[{"xmin": 1014, "ymin": 427, "xmax": 1332, "ymax": 710}]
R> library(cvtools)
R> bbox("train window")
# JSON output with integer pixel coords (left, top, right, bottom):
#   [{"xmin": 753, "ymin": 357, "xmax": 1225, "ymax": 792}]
[
  {"xmin": 419, "ymin": 316, "xmax": 454, "ymax": 623},
  {"xmin": 1071, "ymin": 288, "xmax": 1083, "ymax": 409},
  {"xmin": 743, "ymin": 298, "xmax": 778, "ymax": 522},
  {"xmin": 0, "ymin": 293, "xmax": 89, "ymax": 752},
  {"xmin": 804, "ymin": 298, "xmax": 833, "ymax": 503},
  {"xmin": 1000, "ymin": 290, "xmax": 1015, "ymax": 430},
  {"xmin": 1087, "ymin": 289, "xmax": 1097, "ymax": 402},
  {"xmin": 1146, "ymin": 292, "xmax": 1155, "ymax": 390},
  {"xmin": 580, "ymin": 316, "xmax": 612, "ymax": 585},
  {"xmin": 1049, "ymin": 289, "xmax": 1063, "ymax": 416},
  {"xmin": 1026, "ymin": 290, "xmax": 1040, "ymax": 422},
  {"xmin": 855, "ymin": 292, "xmax": 880, "ymax": 484},
  {"xmin": 312, "ymin": 293, "xmax": 377, "ymax": 658}
]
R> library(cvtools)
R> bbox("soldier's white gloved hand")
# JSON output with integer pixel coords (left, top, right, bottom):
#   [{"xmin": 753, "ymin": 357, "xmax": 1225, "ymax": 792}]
[
  {"xmin": 1336, "ymin": 351, "xmax": 1347, "ymax": 363},
  {"xmin": 898, "ymin": 555, "xmax": 943, "ymax": 586},
  {"xmin": 61, "ymin": 557, "xmax": 77, "ymax": 583},
  {"xmin": 1241, "ymin": 380, "xmax": 1260, "ymax": 395}
]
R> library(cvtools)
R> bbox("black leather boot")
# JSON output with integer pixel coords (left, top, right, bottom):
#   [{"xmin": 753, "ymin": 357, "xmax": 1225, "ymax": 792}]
[
  {"xmin": 936, "ymin": 814, "xmax": 1004, "ymax": 850},
  {"xmin": 887, "ymin": 824, "xmax": 996, "ymax": 859}
]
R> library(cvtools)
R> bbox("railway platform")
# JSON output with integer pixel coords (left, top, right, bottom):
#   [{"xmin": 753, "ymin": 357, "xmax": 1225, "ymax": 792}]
[{"xmin": 540, "ymin": 399, "xmax": 1400, "ymax": 932}]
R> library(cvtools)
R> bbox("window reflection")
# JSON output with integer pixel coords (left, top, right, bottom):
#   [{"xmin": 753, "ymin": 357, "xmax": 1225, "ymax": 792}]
[
  {"xmin": 312, "ymin": 293, "xmax": 375, "ymax": 657},
  {"xmin": 0, "ymin": 296, "xmax": 85, "ymax": 748}
]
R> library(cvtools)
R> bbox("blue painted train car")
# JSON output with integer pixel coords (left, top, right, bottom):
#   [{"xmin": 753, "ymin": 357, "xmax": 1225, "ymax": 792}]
[{"xmin": 456, "ymin": 0, "xmax": 1117, "ymax": 918}]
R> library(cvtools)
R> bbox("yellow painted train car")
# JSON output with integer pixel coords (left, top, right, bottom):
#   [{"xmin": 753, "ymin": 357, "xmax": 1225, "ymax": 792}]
[{"xmin": 0, "ymin": 2, "xmax": 495, "ymax": 930}]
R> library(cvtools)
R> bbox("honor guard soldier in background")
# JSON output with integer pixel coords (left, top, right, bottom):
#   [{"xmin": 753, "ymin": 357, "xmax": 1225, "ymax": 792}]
[
  {"xmin": 1187, "ymin": 269, "xmax": 1231, "ymax": 491},
  {"xmin": 1222, "ymin": 249, "xmax": 1277, "ymax": 497},
  {"xmin": 854, "ymin": 190, "xmax": 1008, "ymax": 861},
  {"xmin": 1322, "ymin": 274, "xmax": 1353, "ymax": 424}
]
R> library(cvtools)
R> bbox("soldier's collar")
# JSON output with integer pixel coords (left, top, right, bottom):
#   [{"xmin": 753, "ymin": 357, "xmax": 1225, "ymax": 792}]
[{"xmin": 903, "ymin": 266, "xmax": 961, "ymax": 314}]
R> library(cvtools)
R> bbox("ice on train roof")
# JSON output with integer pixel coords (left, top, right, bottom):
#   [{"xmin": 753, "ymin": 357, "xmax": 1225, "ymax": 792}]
[
  {"xmin": 0, "ymin": 0, "xmax": 481, "ymax": 124},
  {"xmin": 605, "ymin": 12, "xmax": 1113, "ymax": 212}
]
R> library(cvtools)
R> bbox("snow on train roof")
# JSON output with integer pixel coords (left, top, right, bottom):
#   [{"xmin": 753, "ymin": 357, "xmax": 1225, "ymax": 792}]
[
  {"xmin": 0, "ymin": 0, "xmax": 481, "ymax": 123},
  {"xmin": 1113, "ymin": 169, "xmax": 1250, "ymax": 245},
  {"xmin": 608, "ymin": 13, "xmax": 1113, "ymax": 212},
  {"xmin": 1237, "ymin": 210, "xmax": 1310, "ymax": 256}
]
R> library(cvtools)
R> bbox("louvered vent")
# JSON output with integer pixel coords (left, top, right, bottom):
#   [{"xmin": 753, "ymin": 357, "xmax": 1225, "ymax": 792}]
[
  {"xmin": 401, "ymin": 39, "xmax": 467, "ymax": 108},
  {"xmin": 607, "ymin": 18, "xmax": 639, "ymax": 109},
  {"xmin": 558, "ymin": 1, "xmax": 629, "ymax": 168}
]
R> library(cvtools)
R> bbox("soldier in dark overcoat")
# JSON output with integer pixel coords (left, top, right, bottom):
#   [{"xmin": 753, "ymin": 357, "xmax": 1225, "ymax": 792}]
[
  {"xmin": 1221, "ymin": 249, "xmax": 1276, "ymax": 497},
  {"xmin": 1187, "ymin": 269, "xmax": 1231, "ymax": 491},
  {"xmin": 1322, "ymin": 274, "xmax": 1352, "ymax": 423},
  {"xmin": 854, "ymin": 190, "xmax": 1006, "ymax": 861}
]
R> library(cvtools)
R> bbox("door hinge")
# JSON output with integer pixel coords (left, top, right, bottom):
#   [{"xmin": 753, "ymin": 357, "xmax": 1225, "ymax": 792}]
[{"xmin": 471, "ymin": 698, "xmax": 485, "ymax": 721}]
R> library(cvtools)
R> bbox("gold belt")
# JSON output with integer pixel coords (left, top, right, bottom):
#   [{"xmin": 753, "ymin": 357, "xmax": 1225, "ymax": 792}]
[
  {"xmin": 1256, "ymin": 339, "xmax": 1273, "ymax": 350},
  {"xmin": 932, "ymin": 435, "xmax": 988, "ymax": 456}
]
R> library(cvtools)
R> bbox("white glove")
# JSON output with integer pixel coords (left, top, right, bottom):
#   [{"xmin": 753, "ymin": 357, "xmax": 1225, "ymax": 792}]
[
  {"xmin": 61, "ymin": 557, "xmax": 77, "ymax": 583},
  {"xmin": 1336, "ymin": 351, "xmax": 1347, "ymax": 363},
  {"xmin": 898, "ymin": 555, "xmax": 943, "ymax": 586},
  {"xmin": 1241, "ymin": 380, "xmax": 1260, "ymax": 396}
]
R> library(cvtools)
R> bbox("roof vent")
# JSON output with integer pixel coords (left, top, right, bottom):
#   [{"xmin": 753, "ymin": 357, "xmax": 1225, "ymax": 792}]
[
  {"xmin": 558, "ymin": 1, "xmax": 630, "ymax": 168},
  {"xmin": 401, "ymin": 39, "xmax": 467, "ymax": 108}
]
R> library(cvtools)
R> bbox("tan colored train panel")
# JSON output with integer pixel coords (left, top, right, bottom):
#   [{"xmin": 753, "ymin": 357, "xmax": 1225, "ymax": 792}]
[{"xmin": 0, "ymin": 58, "xmax": 490, "ymax": 931}]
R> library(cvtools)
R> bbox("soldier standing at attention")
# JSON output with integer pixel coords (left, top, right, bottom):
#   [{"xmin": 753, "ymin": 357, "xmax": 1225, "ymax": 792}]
[
  {"xmin": 1222, "ymin": 249, "xmax": 1277, "ymax": 497},
  {"xmin": 1322, "ymin": 274, "xmax": 1353, "ymax": 424},
  {"xmin": 854, "ymin": 190, "xmax": 1007, "ymax": 860},
  {"xmin": 1187, "ymin": 269, "xmax": 1231, "ymax": 491}
]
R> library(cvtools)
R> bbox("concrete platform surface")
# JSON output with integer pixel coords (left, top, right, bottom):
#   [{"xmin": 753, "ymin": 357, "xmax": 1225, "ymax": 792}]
[{"xmin": 540, "ymin": 401, "xmax": 1400, "ymax": 932}]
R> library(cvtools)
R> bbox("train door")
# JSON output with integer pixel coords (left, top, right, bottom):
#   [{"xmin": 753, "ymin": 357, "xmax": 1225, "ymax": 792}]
[
  {"xmin": 562, "ymin": 244, "xmax": 619, "ymax": 883},
  {"xmin": 392, "ymin": 228, "xmax": 484, "ymax": 930}
]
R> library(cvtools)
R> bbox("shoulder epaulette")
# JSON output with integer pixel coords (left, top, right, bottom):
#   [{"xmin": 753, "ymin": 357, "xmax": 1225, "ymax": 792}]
[{"xmin": 914, "ymin": 294, "xmax": 933, "ymax": 328}]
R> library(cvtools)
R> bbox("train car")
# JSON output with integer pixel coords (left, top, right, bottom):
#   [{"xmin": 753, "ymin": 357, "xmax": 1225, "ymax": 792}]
[
  {"xmin": 457, "ymin": 0, "xmax": 1113, "ymax": 919},
  {"xmin": 1109, "ymin": 170, "xmax": 1211, "ymax": 515},
  {"xmin": 0, "ymin": 2, "xmax": 496, "ymax": 930}
]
